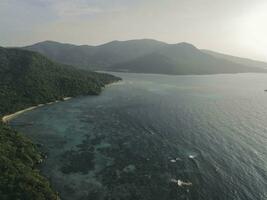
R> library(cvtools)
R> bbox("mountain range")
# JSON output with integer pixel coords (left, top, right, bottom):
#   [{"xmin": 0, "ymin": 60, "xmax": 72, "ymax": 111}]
[{"xmin": 24, "ymin": 39, "xmax": 267, "ymax": 75}]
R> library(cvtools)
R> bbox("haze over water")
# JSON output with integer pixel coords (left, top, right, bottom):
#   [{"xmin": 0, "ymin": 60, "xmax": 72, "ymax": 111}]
[{"xmin": 11, "ymin": 72, "xmax": 267, "ymax": 200}]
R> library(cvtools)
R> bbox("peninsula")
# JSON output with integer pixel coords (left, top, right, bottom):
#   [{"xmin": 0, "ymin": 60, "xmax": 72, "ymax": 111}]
[{"xmin": 0, "ymin": 47, "xmax": 121, "ymax": 199}]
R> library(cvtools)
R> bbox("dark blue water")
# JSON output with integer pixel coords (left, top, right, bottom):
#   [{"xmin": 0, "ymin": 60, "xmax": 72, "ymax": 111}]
[{"xmin": 12, "ymin": 73, "xmax": 267, "ymax": 200}]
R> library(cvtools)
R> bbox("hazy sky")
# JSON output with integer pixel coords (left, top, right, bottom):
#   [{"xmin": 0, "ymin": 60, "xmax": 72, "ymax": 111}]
[{"xmin": 0, "ymin": 0, "xmax": 266, "ymax": 61}]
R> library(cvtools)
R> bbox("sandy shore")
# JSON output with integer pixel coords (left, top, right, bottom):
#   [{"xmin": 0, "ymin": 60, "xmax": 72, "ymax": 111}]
[
  {"xmin": 2, "ymin": 82, "xmax": 120, "ymax": 123},
  {"xmin": 2, "ymin": 97, "xmax": 72, "ymax": 123}
]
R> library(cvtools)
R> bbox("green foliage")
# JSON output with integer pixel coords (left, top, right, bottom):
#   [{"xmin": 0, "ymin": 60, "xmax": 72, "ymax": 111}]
[
  {"xmin": 0, "ymin": 47, "xmax": 121, "ymax": 199},
  {"xmin": 0, "ymin": 47, "xmax": 121, "ymax": 116},
  {"xmin": 0, "ymin": 123, "xmax": 59, "ymax": 200}
]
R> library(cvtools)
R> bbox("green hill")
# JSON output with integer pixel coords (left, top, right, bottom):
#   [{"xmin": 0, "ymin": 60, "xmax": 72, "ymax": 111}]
[
  {"xmin": 0, "ymin": 47, "xmax": 120, "ymax": 116},
  {"xmin": 0, "ymin": 47, "xmax": 120, "ymax": 199}
]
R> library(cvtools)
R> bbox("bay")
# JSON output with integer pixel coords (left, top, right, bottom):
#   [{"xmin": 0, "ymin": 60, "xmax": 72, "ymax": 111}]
[{"xmin": 11, "ymin": 72, "xmax": 267, "ymax": 200}]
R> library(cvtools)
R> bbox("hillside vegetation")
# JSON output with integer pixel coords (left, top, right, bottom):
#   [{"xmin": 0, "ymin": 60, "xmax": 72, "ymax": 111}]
[
  {"xmin": 0, "ymin": 47, "xmax": 120, "ymax": 116},
  {"xmin": 0, "ymin": 124, "xmax": 58, "ymax": 200},
  {"xmin": 0, "ymin": 47, "xmax": 120, "ymax": 199}
]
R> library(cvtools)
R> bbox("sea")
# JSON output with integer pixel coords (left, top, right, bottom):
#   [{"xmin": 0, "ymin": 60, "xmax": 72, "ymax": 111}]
[{"xmin": 11, "ymin": 72, "xmax": 267, "ymax": 200}]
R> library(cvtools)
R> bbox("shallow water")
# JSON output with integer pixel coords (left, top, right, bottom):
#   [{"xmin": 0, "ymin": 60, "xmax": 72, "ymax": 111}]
[{"xmin": 12, "ymin": 73, "xmax": 267, "ymax": 200}]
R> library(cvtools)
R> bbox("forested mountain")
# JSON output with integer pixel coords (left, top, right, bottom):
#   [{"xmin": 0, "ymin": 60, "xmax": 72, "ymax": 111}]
[
  {"xmin": 0, "ymin": 47, "xmax": 120, "ymax": 199},
  {"xmin": 24, "ymin": 39, "xmax": 267, "ymax": 75},
  {"xmin": 0, "ymin": 47, "xmax": 120, "ymax": 116}
]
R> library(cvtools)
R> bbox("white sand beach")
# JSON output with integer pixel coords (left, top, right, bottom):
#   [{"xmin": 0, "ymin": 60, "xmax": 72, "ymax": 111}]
[{"xmin": 2, "ymin": 97, "xmax": 72, "ymax": 123}]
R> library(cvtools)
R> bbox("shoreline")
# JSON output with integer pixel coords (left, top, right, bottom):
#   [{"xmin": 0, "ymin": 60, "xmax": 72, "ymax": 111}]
[
  {"xmin": 2, "ymin": 81, "xmax": 121, "ymax": 123},
  {"xmin": 2, "ymin": 97, "xmax": 72, "ymax": 123},
  {"xmin": 103, "ymin": 81, "xmax": 123, "ymax": 88}
]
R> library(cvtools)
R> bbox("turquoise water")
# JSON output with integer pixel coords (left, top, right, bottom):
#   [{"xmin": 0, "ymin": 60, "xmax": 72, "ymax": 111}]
[{"xmin": 12, "ymin": 73, "xmax": 267, "ymax": 200}]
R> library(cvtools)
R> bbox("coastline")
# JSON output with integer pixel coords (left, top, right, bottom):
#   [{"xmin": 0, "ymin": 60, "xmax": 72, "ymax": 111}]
[
  {"xmin": 103, "ymin": 81, "xmax": 123, "ymax": 88},
  {"xmin": 2, "ymin": 97, "xmax": 72, "ymax": 123},
  {"xmin": 2, "ymin": 81, "xmax": 121, "ymax": 123}
]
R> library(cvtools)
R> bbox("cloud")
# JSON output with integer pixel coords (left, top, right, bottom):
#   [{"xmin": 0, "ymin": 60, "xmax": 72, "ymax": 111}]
[
  {"xmin": 0, "ymin": 0, "xmax": 266, "ymax": 61},
  {"xmin": 39, "ymin": 0, "xmax": 129, "ymax": 18},
  {"xmin": 53, "ymin": 2, "xmax": 104, "ymax": 17}
]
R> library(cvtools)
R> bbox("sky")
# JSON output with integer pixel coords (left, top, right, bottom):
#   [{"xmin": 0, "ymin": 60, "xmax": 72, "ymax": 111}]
[{"xmin": 0, "ymin": 0, "xmax": 266, "ymax": 62}]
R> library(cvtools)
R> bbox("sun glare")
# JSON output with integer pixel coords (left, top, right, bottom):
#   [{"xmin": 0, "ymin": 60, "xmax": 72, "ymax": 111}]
[{"xmin": 239, "ymin": 3, "xmax": 267, "ymax": 57}]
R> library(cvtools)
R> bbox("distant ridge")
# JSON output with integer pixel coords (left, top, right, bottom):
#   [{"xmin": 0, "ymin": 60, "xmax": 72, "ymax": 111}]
[
  {"xmin": 202, "ymin": 49, "xmax": 267, "ymax": 69},
  {"xmin": 23, "ymin": 39, "xmax": 267, "ymax": 75}
]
